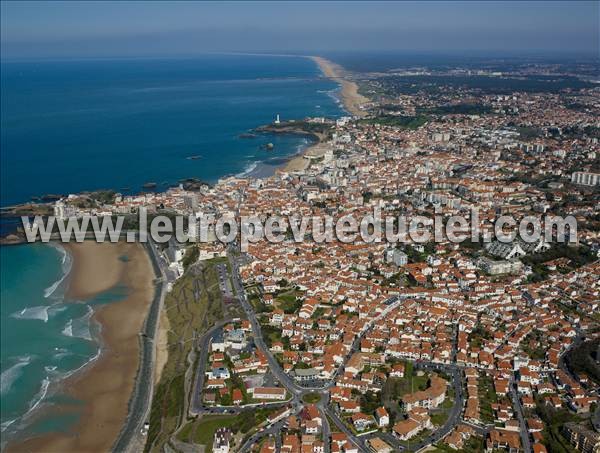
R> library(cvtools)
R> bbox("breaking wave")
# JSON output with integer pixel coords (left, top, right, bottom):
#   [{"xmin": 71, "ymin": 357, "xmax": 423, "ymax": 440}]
[
  {"xmin": 0, "ymin": 356, "xmax": 32, "ymax": 396},
  {"xmin": 61, "ymin": 306, "xmax": 94, "ymax": 341},
  {"xmin": 236, "ymin": 161, "xmax": 259, "ymax": 178},
  {"xmin": 44, "ymin": 244, "xmax": 72, "ymax": 299}
]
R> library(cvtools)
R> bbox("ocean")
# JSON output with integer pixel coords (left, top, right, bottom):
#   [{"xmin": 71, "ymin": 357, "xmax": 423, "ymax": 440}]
[
  {"xmin": 0, "ymin": 54, "xmax": 343, "ymax": 207},
  {"xmin": 0, "ymin": 54, "xmax": 344, "ymax": 444}
]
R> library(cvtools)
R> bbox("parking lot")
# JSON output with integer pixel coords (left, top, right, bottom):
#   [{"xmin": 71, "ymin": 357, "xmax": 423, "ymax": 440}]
[{"xmin": 216, "ymin": 263, "xmax": 234, "ymax": 299}]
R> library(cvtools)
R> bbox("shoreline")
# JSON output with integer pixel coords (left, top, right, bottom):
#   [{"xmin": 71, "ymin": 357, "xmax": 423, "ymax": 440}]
[
  {"xmin": 309, "ymin": 55, "xmax": 369, "ymax": 118},
  {"xmin": 0, "ymin": 55, "xmax": 362, "ymax": 229},
  {"xmin": 280, "ymin": 55, "xmax": 369, "ymax": 173},
  {"xmin": 7, "ymin": 241, "xmax": 155, "ymax": 453},
  {"xmin": 282, "ymin": 139, "xmax": 331, "ymax": 173}
]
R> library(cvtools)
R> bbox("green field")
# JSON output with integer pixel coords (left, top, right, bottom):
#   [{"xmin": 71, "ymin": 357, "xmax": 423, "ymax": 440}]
[
  {"xmin": 275, "ymin": 289, "xmax": 303, "ymax": 313},
  {"xmin": 430, "ymin": 394, "xmax": 455, "ymax": 426}
]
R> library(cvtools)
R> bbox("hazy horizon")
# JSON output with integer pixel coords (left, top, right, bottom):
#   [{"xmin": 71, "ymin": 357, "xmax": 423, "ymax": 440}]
[{"xmin": 1, "ymin": 1, "xmax": 598, "ymax": 60}]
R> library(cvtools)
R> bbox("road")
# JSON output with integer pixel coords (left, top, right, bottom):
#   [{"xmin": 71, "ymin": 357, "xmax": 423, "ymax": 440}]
[
  {"xmin": 228, "ymin": 251, "xmax": 308, "ymax": 394},
  {"xmin": 227, "ymin": 250, "xmax": 344, "ymax": 450},
  {"xmin": 324, "ymin": 404, "xmax": 368, "ymax": 451},
  {"xmin": 113, "ymin": 237, "xmax": 169, "ymax": 453},
  {"xmin": 509, "ymin": 376, "xmax": 532, "ymax": 453},
  {"xmin": 189, "ymin": 318, "xmax": 234, "ymax": 415},
  {"xmin": 226, "ymin": 249, "xmax": 472, "ymax": 452},
  {"xmin": 188, "ymin": 315, "xmax": 295, "ymax": 416},
  {"xmin": 357, "ymin": 362, "xmax": 466, "ymax": 452}
]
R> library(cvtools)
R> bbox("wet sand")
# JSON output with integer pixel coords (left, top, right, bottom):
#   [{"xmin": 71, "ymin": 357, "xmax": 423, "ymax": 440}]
[{"xmin": 9, "ymin": 241, "xmax": 154, "ymax": 453}]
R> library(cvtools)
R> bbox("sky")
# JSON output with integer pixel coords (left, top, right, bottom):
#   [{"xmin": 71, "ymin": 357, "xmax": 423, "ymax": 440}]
[{"xmin": 1, "ymin": 1, "xmax": 598, "ymax": 59}]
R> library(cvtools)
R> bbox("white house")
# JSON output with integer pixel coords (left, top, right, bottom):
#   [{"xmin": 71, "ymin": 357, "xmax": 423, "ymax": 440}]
[{"xmin": 375, "ymin": 407, "xmax": 390, "ymax": 428}]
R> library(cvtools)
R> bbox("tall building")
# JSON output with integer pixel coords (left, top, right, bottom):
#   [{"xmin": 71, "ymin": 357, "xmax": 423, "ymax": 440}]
[
  {"xmin": 183, "ymin": 194, "xmax": 198, "ymax": 210},
  {"xmin": 571, "ymin": 171, "xmax": 600, "ymax": 186},
  {"xmin": 561, "ymin": 423, "xmax": 599, "ymax": 453}
]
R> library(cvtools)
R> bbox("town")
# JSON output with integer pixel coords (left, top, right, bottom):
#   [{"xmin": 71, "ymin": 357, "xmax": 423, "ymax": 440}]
[{"xmin": 44, "ymin": 60, "xmax": 599, "ymax": 453}]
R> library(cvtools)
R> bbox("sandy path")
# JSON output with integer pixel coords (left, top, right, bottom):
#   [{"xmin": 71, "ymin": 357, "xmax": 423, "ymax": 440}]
[{"xmin": 154, "ymin": 309, "xmax": 170, "ymax": 384}]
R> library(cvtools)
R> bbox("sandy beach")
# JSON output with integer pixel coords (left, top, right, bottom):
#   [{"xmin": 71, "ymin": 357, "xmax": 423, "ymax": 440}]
[
  {"xmin": 310, "ymin": 56, "xmax": 369, "ymax": 118},
  {"xmin": 9, "ymin": 241, "xmax": 154, "ymax": 453},
  {"xmin": 63, "ymin": 241, "xmax": 125, "ymax": 299},
  {"xmin": 283, "ymin": 140, "xmax": 331, "ymax": 172}
]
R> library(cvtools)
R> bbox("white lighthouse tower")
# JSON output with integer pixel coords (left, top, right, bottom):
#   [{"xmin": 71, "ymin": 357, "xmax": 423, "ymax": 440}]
[{"xmin": 274, "ymin": 114, "xmax": 281, "ymax": 125}]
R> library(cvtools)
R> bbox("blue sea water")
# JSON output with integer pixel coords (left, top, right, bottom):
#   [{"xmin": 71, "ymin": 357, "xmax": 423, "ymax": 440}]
[
  {"xmin": 0, "ymin": 55, "xmax": 343, "ymax": 443},
  {"xmin": 1, "ymin": 54, "xmax": 343, "ymax": 206}
]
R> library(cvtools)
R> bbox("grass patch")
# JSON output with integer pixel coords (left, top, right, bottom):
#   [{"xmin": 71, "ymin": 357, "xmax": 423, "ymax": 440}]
[
  {"xmin": 192, "ymin": 415, "xmax": 239, "ymax": 450},
  {"xmin": 275, "ymin": 290, "xmax": 302, "ymax": 313},
  {"xmin": 177, "ymin": 409, "xmax": 277, "ymax": 452},
  {"xmin": 260, "ymin": 324, "xmax": 285, "ymax": 349},
  {"xmin": 478, "ymin": 373, "xmax": 497, "ymax": 424},
  {"xmin": 535, "ymin": 397, "xmax": 582, "ymax": 453},
  {"xmin": 302, "ymin": 393, "xmax": 322, "ymax": 404},
  {"xmin": 382, "ymin": 362, "xmax": 431, "ymax": 420}
]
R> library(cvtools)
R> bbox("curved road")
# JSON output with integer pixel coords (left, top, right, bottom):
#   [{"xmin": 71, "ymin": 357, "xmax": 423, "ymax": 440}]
[{"xmin": 227, "ymin": 251, "xmax": 470, "ymax": 452}]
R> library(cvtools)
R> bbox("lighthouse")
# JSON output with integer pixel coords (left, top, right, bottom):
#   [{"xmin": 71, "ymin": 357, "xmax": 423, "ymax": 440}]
[{"xmin": 274, "ymin": 114, "xmax": 281, "ymax": 125}]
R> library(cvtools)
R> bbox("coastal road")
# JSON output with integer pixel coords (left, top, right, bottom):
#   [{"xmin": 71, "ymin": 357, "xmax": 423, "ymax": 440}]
[{"xmin": 114, "ymin": 237, "xmax": 168, "ymax": 453}]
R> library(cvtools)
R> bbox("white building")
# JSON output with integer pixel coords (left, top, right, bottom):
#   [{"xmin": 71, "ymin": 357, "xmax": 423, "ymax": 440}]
[
  {"xmin": 375, "ymin": 407, "xmax": 390, "ymax": 427},
  {"xmin": 571, "ymin": 171, "xmax": 600, "ymax": 186},
  {"xmin": 54, "ymin": 199, "xmax": 78, "ymax": 220},
  {"xmin": 248, "ymin": 387, "xmax": 287, "ymax": 400},
  {"xmin": 385, "ymin": 248, "xmax": 408, "ymax": 266},
  {"xmin": 206, "ymin": 367, "xmax": 230, "ymax": 380},
  {"xmin": 477, "ymin": 257, "xmax": 523, "ymax": 275},
  {"xmin": 212, "ymin": 428, "xmax": 232, "ymax": 453}
]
